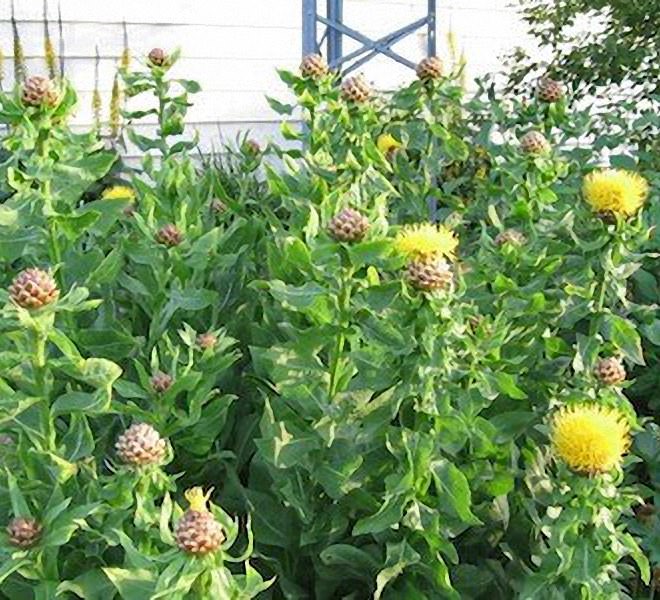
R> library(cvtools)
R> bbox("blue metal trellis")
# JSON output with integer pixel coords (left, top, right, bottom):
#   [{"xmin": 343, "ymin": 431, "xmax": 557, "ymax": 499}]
[{"xmin": 302, "ymin": 0, "xmax": 437, "ymax": 73}]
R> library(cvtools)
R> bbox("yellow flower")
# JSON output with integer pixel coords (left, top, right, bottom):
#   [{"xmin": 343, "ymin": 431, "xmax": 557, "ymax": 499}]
[
  {"xmin": 475, "ymin": 166, "xmax": 487, "ymax": 180},
  {"xmin": 377, "ymin": 133, "xmax": 402, "ymax": 156},
  {"xmin": 102, "ymin": 186, "xmax": 135, "ymax": 201},
  {"xmin": 185, "ymin": 487, "xmax": 213, "ymax": 513},
  {"xmin": 583, "ymin": 169, "xmax": 649, "ymax": 217},
  {"xmin": 551, "ymin": 404, "xmax": 630, "ymax": 474},
  {"xmin": 395, "ymin": 223, "xmax": 458, "ymax": 260}
]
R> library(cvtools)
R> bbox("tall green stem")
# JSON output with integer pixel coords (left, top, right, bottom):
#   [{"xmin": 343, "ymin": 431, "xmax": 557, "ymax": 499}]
[{"xmin": 329, "ymin": 266, "xmax": 353, "ymax": 399}]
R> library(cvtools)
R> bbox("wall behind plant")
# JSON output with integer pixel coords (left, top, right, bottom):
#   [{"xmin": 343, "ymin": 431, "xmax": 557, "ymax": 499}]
[{"xmin": 1, "ymin": 0, "xmax": 532, "ymax": 157}]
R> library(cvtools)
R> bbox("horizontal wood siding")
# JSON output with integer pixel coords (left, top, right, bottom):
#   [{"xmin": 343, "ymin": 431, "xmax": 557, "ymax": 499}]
[{"xmin": 1, "ymin": 0, "xmax": 531, "ymax": 156}]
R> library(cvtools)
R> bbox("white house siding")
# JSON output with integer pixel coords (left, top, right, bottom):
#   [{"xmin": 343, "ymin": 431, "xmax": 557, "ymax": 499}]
[{"xmin": 1, "ymin": 0, "xmax": 532, "ymax": 156}]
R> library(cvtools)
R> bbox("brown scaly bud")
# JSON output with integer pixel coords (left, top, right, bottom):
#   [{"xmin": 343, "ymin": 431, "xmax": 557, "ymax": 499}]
[
  {"xmin": 536, "ymin": 77, "xmax": 565, "ymax": 103},
  {"xmin": 495, "ymin": 229, "xmax": 527, "ymax": 247},
  {"xmin": 155, "ymin": 224, "xmax": 183, "ymax": 247},
  {"xmin": 406, "ymin": 257, "xmax": 454, "ymax": 292},
  {"xmin": 341, "ymin": 75, "xmax": 371, "ymax": 103},
  {"xmin": 210, "ymin": 199, "xmax": 227, "ymax": 214},
  {"xmin": 123, "ymin": 204, "xmax": 136, "ymax": 217},
  {"xmin": 636, "ymin": 503, "xmax": 655, "ymax": 525},
  {"xmin": 7, "ymin": 517, "xmax": 42, "ymax": 548},
  {"xmin": 520, "ymin": 131, "xmax": 550, "ymax": 154},
  {"xmin": 328, "ymin": 208, "xmax": 370, "ymax": 243},
  {"xmin": 416, "ymin": 56, "xmax": 443, "ymax": 81},
  {"xmin": 594, "ymin": 357, "xmax": 626, "ymax": 385},
  {"xmin": 175, "ymin": 488, "xmax": 225, "ymax": 555},
  {"xmin": 196, "ymin": 333, "xmax": 217, "ymax": 350},
  {"xmin": 21, "ymin": 75, "xmax": 59, "ymax": 108},
  {"xmin": 147, "ymin": 48, "xmax": 168, "ymax": 67},
  {"xmin": 300, "ymin": 53, "xmax": 329, "ymax": 79},
  {"xmin": 242, "ymin": 139, "xmax": 261, "ymax": 156},
  {"xmin": 0, "ymin": 434, "xmax": 13, "ymax": 446},
  {"xmin": 150, "ymin": 371, "xmax": 173, "ymax": 394},
  {"xmin": 115, "ymin": 423, "xmax": 167, "ymax": 467},
  {"xmin": 9, "ymin": 268, "xmax": 59, "ymax": 309}
]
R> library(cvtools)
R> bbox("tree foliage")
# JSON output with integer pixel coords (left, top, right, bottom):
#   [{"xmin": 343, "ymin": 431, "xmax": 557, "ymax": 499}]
[{"xmin": 505, "ymin": 0, "xmax": 660, "ymax": 99}]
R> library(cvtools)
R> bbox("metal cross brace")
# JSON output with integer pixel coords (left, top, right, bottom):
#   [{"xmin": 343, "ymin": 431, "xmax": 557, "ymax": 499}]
[{"xmin": 303, "ymin": 0, "xmax": 437, "ymax": 74}]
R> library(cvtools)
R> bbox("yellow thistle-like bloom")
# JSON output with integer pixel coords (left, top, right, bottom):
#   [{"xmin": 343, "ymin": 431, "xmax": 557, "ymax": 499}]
[
  {"xmin": 583, "ymin": 169, "xmax": 649, "ymax": 217},
  {"xmin": 377, "ymin": 134, "xmax": 402, "ymax": 156},
  {"xmin": 185, "ymin": 487, "xmax": 213, "ymax": 512},
  {"xmin": 102, "ymin": 186, "xmax": 135, "ymax": 201},
  {"xmin": 395, "ymin": 223, "xmax": 458, "ymax": 260},
  {"xmin": 551, "ymin": 404, "xmax": 630, "ymax": 474}
]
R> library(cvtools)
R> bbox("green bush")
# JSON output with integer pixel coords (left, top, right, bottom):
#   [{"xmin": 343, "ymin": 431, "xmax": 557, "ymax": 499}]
[{"xmin": 0, "ymin": 49, "xmax": 656, "ymax": 599}]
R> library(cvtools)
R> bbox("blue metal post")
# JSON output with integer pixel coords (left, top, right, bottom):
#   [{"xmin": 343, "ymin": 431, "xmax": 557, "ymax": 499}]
[
  {"xmin": 327, "ymin": 0, "xmax": 343, "ymax": 66},
  {"xmin": 427, "ymin": 0, "xmax": 436, "ymax": 57},
  {"xmin": 302, "ymin": 0, "xmax": 318, "ymax": 56},
  {"xmin": 302, "ymin": 0, "xmax": 434, "ymax": 72}
]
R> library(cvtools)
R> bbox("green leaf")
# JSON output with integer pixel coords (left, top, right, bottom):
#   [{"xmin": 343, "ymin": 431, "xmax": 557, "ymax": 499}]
[
  {"xmin": 431, "ymin": 460, "xmax": 481, "ymax": 525},
  {"xmin": 52, "ymin": 391, "xmax": 110, "ymax": 416},
  {"xmin": 266, "ymin": 96, "xmax": 295, "ymax": 115},
  {"xmin": 493, "ymin": 372, "xmax": 527, "ymax": 399},
  {"xmin": 177, "ymin": 79, "xmax": 201, "ymax": 93},
  {"xmin": 6, "ymin": 471, "xmax": 31, "ymax": 517},
  {"xmin": 353, "ymin": 493, "xmax": 409, "ymax": 536},
  {"xmin": 374, "ymin": 540, "xmax": 421, "ymax": 600},
  {"xmin": 601, "ymin": 314, "xmax": 645, "ymax": 365},
  {"xmin": 281, "ymin": 121, "xmax": 302, "ymax": 140},
  {"xmin": 641, "ymin": 320, "xmax": 660, "ymax": 346},
  {"xmin": 57, "ymin": 570, "xmax": 115, "ymax": 600},
  {"xmin": 265, "ymin": 280, "xmax": 334, "ymax": 324},
  {"xmin": 0, "ymin": 558, "xmax": 31, "ymax": 585},
  {"xmin": 490, "ymin": 411, "xmax": 536, "ymax": 442},
  {"xmin": 102, "ymin": 569, "xmax": 156, "ymax": 600}
]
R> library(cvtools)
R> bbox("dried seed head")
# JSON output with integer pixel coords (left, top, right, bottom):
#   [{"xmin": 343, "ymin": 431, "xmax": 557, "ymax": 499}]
[
  {"xmin": 147, "ymin": 48, "xmax": 167, "ymax": 67},
  {"xmin": 196, "ymin": 332, "xmax": 217, "ymax": 350},
  {"xmin": 328, "ymin": 208, "xmax": 370, "ymax": 243},
  {"xmin": 406, "ymin": 257, "xmax": 454, "ymax": 292},
  {"xmin": 7, "ymin": 517, "xmax": 42, "ymax": 548},
  {"xmin": 520, "ymin": 130, "xmax": 550, "ymax": 154},
  {"xmin": 174, "ymin": 488, "xmax": 224, "ymax": 555},
  {"xmin": 155, "ymin": 224, "xmax": 183, "ymax": 247},
  {"xmin": 416, "ymin": 56, "xmax": 443, "ymax": 81},
  {"xmin": 9, "ymin": 268, "xmax": 59, "ymax": 309},
  {"xmin": 150, "ymin": 371, "xmax": 173, "ymax": 394},
  {"xmin": 594, "ymin": 357, "xmax": 626, "ymax": 385},
  {"xmin": 300, "ymin": 53, "xmax": 329, "ymax": 79},
  {"xmin": 341, "ymin": 75, "xmax": 371, "ymax": 103},
  {"xmin": 495, "ymin": 229, "xmax": 527, "ymax": 247},
  {"xmin": 115, "ymin": 423, "xmax": 167, "ymax": 467},
  {"xmin": 536, "ymin": 77, "xmax": 565, "ymax": 103},
  {"xmin": 21, "ymin": 76, "xmax": 59, "ymax": 108}
]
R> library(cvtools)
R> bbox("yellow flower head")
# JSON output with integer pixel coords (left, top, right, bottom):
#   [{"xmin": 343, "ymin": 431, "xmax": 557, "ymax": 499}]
[
  {"xmin": 551, "ymin": 404, "xmax": 630, "ymax": 474},
  {"xmin": 377, "ymin": 133, "xmax": 402, "ymax": 156},
  {"xmin": 395, "ymin": 223, "xmax": 458, "ymax": 260},
  {"xmin": 102, "ymin": 186, "xmax": 135, "ymax": 201},
  {"xmin": 184, "ymin": 487, "xmax": 213, "ymax": 513},
  {"xmin": 583, "ymin": 169, "xmax": 649, "ymax": 217}
]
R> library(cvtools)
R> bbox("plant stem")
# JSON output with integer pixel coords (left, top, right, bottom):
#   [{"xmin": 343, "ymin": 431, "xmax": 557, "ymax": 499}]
[{"xmin": 329, "ymin": 266, "xmax": 353, "ymax": 399}]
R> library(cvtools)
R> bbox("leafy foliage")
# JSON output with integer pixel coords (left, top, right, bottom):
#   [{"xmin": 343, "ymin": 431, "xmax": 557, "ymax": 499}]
[{"xmin": 0, "ymin": 45, "xmax": 657, "ymax": 600}]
